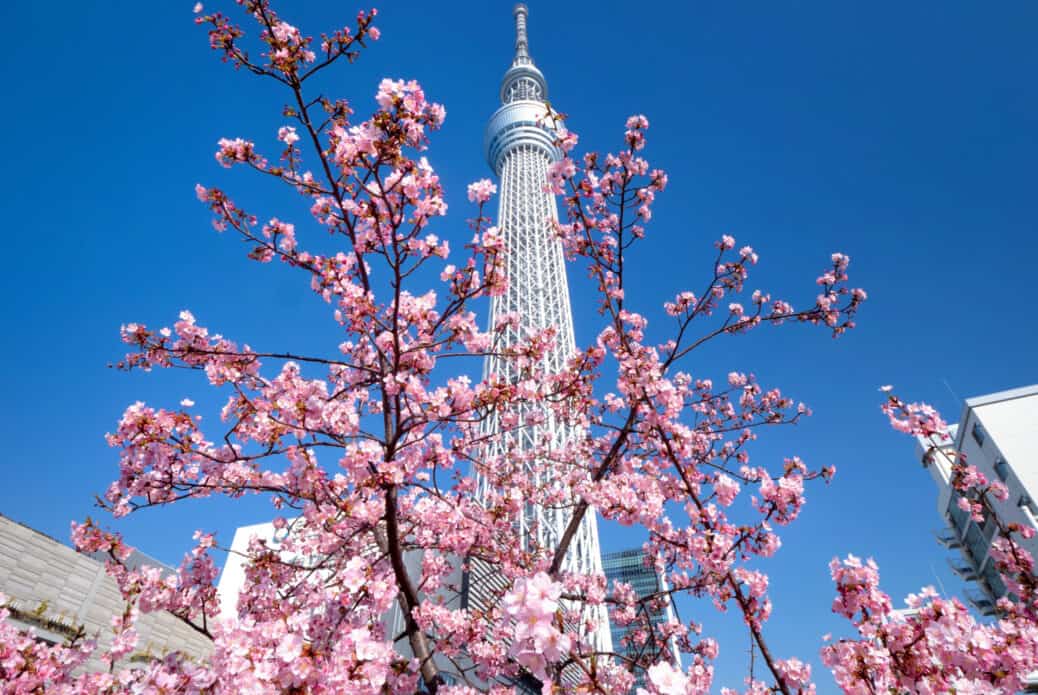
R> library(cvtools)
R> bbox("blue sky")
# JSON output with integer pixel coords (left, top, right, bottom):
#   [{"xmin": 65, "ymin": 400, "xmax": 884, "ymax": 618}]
[{"xmin": 2, "ymin": 1, "xmax": 1037, "ymax": 691}]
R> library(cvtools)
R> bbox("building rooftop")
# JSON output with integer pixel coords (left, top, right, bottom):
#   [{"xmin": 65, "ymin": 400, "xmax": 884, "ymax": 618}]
[
  {"xmin": 964, "ymin": 384, "xmax": 1038, "ymax": 409},
  {"xmin": 0, "ymin": 512, "xmax": 174, "ymax": 576}
]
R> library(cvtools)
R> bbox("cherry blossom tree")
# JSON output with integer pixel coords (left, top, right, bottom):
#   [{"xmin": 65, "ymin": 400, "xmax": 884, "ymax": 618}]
[{"xmin": 3, "ymin": 2, "xmax": 1036, "ymax": 694}]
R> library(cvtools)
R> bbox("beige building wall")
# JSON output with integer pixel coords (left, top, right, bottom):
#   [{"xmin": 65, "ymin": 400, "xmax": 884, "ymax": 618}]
[{"xmin": 0, "ymin": 514, "xmax": 212, "ymax": 673}]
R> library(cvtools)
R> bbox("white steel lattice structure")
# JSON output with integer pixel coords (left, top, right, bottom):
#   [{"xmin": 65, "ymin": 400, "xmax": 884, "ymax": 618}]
[{"xmin": 469, "ymin": 3, "xmax": 612, "ymax": 655}]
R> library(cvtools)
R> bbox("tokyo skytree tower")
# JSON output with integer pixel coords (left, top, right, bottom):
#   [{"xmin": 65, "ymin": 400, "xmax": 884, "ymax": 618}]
[{"xmin": 470, "ymin": 3, "xmax": 612, "ymax": 654}]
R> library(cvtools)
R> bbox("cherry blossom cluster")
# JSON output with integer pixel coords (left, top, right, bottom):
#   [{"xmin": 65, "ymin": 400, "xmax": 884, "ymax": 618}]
[
  {"xmin": 500, "ymin": 573, "xmax": 570, "ymax": 687},
  {"xmin": 635, "ymin": 659, "xmax": 713, "ymax": 695},
  {"xmin": 0, "ymin": 594, "xmax": 93, "ymax": 689},
  {"xmin": 880, "ymin": 390, "xmax": 949, "ymax": 438},
  {"xmin": 196, "ymin": 1, "xmax": 379, "ymax": 78}
]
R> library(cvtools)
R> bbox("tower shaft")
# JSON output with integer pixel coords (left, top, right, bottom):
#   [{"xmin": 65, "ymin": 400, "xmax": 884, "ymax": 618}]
[{"xmin": 472, "ymin": 3, "xmax": 612, "ymax": 656}]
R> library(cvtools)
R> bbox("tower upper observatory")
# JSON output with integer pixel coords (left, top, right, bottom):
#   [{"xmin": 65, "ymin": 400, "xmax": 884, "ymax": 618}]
[{"xmin": 483, "ymin": 4, "xmax": 559, "ymax": 173}]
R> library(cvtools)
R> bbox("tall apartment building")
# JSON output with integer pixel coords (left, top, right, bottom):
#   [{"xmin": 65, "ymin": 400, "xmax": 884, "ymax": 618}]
[
  {"xmin": 602, "ymin": 548, "xmax": 681, "ymax": 691},
  {"xmin": 918, "ymin": 384, "xmax": 1038, "ymax": 614},
  {"xmin": 0, "ymin": 513, "xmax": 212, "ymax": 672}
]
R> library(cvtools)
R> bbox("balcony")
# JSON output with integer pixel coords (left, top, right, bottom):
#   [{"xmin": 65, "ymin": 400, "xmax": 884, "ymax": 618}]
[
  {"xmin": 946, "ymin": 557, "xmax": 979, "ymax": 582},
  {"xmin": 934, "ymin": 528, "xmax": 963, "ymax": 549},
  {"xmin": 964, "ymin": 588, "xmax": 997, "ymax": 616}
]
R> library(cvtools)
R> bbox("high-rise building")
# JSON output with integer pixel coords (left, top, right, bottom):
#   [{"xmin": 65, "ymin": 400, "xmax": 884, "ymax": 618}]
[
  {"xmin": 602, "ymin": 548, "xmax": 681, "ymax": 691},
  {"xmin": 467, "ymin": 2, "xmax": 612, "ymax": 653},
  {"xmin": 918, "ymin": 384, "xmax": 1038, "ymax": 614}
]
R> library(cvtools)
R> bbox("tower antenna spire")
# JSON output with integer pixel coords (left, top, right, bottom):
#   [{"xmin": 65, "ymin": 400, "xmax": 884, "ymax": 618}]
[{"xmin": 513, "ymin": 3, "xmax": 531, "ymax": 65}]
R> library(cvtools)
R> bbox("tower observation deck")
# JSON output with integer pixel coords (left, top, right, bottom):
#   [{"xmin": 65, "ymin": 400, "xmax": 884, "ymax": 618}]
[{"xmin": 470, "ymin": 3, "xmax": 613, "ymax": 657}]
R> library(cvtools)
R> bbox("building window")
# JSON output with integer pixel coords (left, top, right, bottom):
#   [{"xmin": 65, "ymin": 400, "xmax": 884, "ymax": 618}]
[
  {"xmin": 1019, "ymin": 495, "xmax": 1038, "ymax": 531},
  {"xmin": 993, "ymin": 457, "xmax": 1009, "ymax": 482},
  {"xmin": 506, "ymin": 77, "xmax": 543, "ymax": 103},
  {"xmin": 971, "ymin": 421, "xmax": 986, "ymax": 446}
]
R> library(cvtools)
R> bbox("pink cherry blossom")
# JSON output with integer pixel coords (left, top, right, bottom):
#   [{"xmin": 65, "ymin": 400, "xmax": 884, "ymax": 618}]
[
  {"xmin": 277, "ymin": 125, "xmax": 299, "ymax": 146},
  {"xmin": 466, "ymin": 178, "xmax": 497, "ymax": 203},
  {"xmin": 642, "ymin": 660, "xmax": 690, "ymax": 695}
]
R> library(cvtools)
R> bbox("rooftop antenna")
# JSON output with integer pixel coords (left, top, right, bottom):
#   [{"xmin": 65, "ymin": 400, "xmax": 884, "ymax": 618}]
[
  {"xmin": 512, "ymin": 3, "xmax": 531, "ymax": 65},
  {"xmin": 929, "ymin": 561, "xmax": 948, "ymax": 596},
  {"xmin": 942, "ymin": 377, "xmax": 963, "ymax": 407}
]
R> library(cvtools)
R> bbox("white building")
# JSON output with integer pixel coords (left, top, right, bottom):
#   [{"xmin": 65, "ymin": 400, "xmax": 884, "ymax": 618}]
[
  {"xmin": 918, "ymin": 384, "xmax": 1038, "ymax": 613},
  {"xmin": 216, "ymin": 519, "xmax": 425, "ymax": 654}
]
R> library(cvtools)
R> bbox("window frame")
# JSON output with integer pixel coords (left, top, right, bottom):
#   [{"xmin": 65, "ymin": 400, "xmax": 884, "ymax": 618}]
[
  {"xmin": 971, "ymin": 421, "xmax": 986, "ymax": 446},
  {"xmin": 993, "ymin": 456, "xmax": 1009, "ymax": 482}
]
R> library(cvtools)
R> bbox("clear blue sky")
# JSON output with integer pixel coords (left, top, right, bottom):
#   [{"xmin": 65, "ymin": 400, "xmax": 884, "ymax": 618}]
[{"xmin": 2, "ymin": 1, "xmax": 1037, "ymax": 691}]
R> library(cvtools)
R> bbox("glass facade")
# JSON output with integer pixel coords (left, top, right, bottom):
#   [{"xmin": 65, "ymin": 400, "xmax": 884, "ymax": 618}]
[{"xmin": 602, "ymin": 548, "xmax": 679, "ymax": 691}]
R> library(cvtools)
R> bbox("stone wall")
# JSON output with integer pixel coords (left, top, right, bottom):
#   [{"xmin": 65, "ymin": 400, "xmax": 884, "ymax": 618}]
[{"xmin": 0, "ymin": 514, "xmax": 212, "ymax": 672}]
